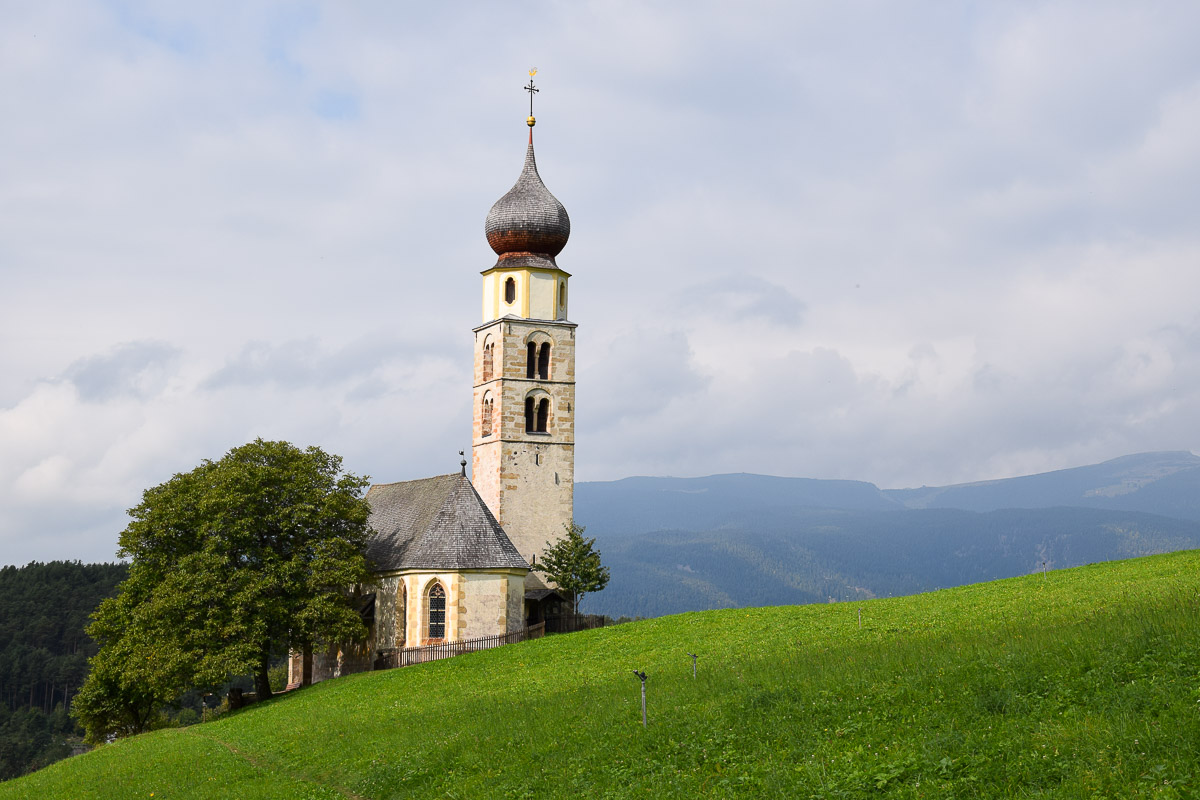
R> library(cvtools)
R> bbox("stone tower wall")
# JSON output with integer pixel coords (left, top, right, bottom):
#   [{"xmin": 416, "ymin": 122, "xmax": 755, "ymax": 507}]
[{"xmin": 472, "ymin": 316, "xmax": 575, "ymax": 580}]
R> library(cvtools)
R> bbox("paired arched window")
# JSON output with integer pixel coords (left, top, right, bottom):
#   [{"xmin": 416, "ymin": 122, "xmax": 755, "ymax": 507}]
[
  {"xmin": 481, "ymin": 338, "xmax": 494, "ymax": 382},
  {"xmin": 427, "ymin": 582, "xmax": 446, "ymax": 640},
  {"xmin": 526, "ymin": 341, "xmax": 551, "ymax": 379},
  {"xmin": 525, "ymin": 395, "xmax": 550, "ymax": 433},
  {"xmin": 481, "ymin": 392, "xmax": 494, "ymax": 437}
]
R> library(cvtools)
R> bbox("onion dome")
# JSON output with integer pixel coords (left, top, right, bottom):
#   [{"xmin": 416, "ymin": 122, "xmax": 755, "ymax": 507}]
[{"xmin": 485, "ymin": 132, "xmax": 570, "ymax": 265}]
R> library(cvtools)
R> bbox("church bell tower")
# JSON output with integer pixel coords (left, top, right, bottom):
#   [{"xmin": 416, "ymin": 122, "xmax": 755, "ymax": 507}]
[{"xmin": 472, "ymin": 73, "xmax": 575, "ymax": 588}]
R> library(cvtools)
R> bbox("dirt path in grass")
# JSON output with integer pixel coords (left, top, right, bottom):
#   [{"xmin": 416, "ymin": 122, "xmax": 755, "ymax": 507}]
[{"xmin": 184, "ymin": 728, "xmax": 369, "ymax": 800}]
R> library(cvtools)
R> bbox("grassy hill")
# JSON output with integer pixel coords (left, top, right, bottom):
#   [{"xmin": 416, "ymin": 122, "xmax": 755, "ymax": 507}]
[{"xmin": 6, "ymin": 551, "xmax": 1200, "ymax": 798}]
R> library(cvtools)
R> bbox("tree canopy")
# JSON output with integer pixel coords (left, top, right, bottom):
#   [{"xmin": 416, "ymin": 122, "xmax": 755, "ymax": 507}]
[
  {"xmin": 539, "ymin": 521, "xmax": 610, "ymax": 615},
  {"xmin": 73, "ymin": 439, "xmax": 372, "ymax": 742}
]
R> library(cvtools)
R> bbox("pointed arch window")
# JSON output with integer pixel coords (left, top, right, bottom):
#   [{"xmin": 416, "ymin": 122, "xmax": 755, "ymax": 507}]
[{"xmin": 427, "ymin": 582, "xmax": 446, "ymax": 641}]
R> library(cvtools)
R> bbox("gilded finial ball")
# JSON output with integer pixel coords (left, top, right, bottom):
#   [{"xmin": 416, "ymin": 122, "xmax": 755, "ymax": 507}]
[{"xmin": 527, "ymin": 115, "xmax": 536, "ymax": 127}]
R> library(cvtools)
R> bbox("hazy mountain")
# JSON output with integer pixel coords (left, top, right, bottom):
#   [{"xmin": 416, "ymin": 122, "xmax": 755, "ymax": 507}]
[
  {"xmin": 575, "ymin": 451, "xmax": 1200, "ymax": 618},
  {"xmin": 574, "ymin": 472, "xmax": 901, "ymax": 534},
  {"xmin": 583, "ymin": 506, "xmax": 1200, "ymax": 618},
  {"xmin": 886, "ymin": 451, "xmax": 1200, "ymax": 518}
]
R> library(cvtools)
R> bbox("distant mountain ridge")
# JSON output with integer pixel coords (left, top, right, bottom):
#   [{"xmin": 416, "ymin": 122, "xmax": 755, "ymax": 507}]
[
  {"xmin": 580, "ymin": 451, "xmax": 1200, "ymax": 521},
  {"xmin": 575, "ymin": 451, "xmax": 1200, "ymax": 617},
  {"xmin": 885, "ymin": 451, "xmax": 1200, "ymax": 518}
]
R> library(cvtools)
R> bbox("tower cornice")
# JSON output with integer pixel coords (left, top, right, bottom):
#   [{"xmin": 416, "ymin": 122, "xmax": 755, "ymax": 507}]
[
  {"xmin": 480, "ymin": 264, "xmax": 572, "ymax": 279},
  {"xmin": 473, "ymin": 316, "xmax": 577, "ymax": 334}
]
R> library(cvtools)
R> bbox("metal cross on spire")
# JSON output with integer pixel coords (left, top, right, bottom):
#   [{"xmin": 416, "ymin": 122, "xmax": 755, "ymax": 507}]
[{"xmin": 525, "ymin": 67, "xmax": 539, "ymax": 127}]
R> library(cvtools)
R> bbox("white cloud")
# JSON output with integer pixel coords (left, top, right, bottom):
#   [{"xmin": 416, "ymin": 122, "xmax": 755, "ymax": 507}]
[{"xmin": 2, "ymin": 1, "xmax": 1200, "ymax": 564}]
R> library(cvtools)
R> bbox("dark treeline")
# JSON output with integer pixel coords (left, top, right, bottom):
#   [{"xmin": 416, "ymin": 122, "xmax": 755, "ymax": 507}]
[{"xmin": 0, "ymin": 560, "xmax": 127, "ymax": 780}]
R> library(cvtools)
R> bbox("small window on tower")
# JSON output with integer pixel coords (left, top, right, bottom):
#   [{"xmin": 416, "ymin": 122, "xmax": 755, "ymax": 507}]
[
  {"xmin": 482, "ymin": 339, "xmax": 494, "ymax": 381},
  {"xmin": 481, "ymin": 393, "xmax": 494, "ymax": 437},
  {"xmin": 536, "ymin": 398, "xmax": 549, "ymax": 432},
  {"xmin": 504, "ymin": 277, "xmax": 516, "ymax": 305},
  {"xmin": 525, "ymin": 396, "xmax": 535, "ymax": 432},
  {"xmin": 537, "ymin": 343, "xmax": 551, "ymax": 379},
  {"xmin": 559, "ymin": 282, "xmax": 566, "ymax": 308},
  {"xmin": 527, "ymin": 342, "xmax": 537, "ymax": 379}
]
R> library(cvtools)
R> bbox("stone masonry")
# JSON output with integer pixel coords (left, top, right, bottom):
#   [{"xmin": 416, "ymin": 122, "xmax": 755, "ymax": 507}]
[{"xmin": 472, "ymin": 316, "xmax": 576, "ymax": 587}]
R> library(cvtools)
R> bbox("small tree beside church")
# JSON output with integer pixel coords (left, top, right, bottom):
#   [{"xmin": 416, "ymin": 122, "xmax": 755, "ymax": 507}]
[{"xmin": 540, "ymin": 521, "xmax": 610, "ymax": 615}]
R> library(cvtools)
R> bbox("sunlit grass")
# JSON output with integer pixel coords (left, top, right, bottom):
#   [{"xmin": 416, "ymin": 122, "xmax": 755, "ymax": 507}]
[{"xmin": 6, "ymin": 551, "xmax": 1200, "ymax": 798}]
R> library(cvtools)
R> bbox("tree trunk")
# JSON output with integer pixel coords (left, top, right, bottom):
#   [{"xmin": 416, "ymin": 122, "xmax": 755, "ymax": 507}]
[
  {"xmin": 301, "ymin": 642, "xmax": 313, "ymax": 687},
  {"xmin": 255, "ymin": 649, "xmax": 273, "ymax": 700}
]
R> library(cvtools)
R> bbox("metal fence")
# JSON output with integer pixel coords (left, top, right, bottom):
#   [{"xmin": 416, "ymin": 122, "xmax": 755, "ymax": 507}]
[
  {"xmin": 543, "ymin": 614, "xmax": 606, "ymax": 634},
  {"xmin": 374, "ymin": 621, "xmax": 545, "ymax": 670}
]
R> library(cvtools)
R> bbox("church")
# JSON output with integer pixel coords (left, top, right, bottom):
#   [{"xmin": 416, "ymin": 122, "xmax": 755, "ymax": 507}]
[{"xmin": 290, "ymin": 82, "xmax": 577, "ymax": 685}]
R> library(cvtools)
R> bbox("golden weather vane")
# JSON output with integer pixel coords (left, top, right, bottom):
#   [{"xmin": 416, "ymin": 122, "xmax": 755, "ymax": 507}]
[{"xmin": 525, "ymin": 67, "xmax": 539, "ymax": 127}]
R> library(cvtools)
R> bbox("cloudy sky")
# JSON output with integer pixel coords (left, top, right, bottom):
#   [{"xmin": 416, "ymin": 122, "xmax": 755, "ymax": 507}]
[{"xmin": 3, "ymin": 1, "xmax": 1200, "ymax": 565}]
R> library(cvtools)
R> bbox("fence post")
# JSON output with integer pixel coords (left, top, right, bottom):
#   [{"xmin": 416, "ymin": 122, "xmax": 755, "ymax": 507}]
[
  {"xmin": 632, "ymin": 670, "xmax": 647, "ymax": 727},
  {"xmin": 688, "ymin": 652, "xmax": 697, "ymax": 679}
]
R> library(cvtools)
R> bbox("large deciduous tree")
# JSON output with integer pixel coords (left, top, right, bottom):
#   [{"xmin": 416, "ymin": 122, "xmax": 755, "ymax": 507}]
[
  {"xmin": 73, "ymin": 439, "xmax": 372, "ymax": 742},
  {"xmin": 540, "ymin": 521, "xmax": 610, "ymax": 615}
]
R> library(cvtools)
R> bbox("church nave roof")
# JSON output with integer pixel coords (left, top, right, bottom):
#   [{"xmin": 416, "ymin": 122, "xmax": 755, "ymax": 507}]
[{"xmin": 364, "ymin": 473, "xmax": 529, "ymax": 572}]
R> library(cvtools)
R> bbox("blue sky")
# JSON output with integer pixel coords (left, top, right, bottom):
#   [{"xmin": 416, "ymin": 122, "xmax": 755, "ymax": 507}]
[{"xmin": 3, "ymin": 1, "xmax": 1200, "ymax": 565}]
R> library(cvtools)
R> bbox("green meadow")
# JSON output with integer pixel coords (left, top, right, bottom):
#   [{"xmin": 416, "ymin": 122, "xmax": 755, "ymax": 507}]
[{"xmin": 6, "ymin": 550, "xmax": 1200, "ymax": 798}]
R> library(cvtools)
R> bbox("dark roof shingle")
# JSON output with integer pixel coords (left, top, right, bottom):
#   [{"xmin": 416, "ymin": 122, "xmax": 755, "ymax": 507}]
[{"xmin": 364, "ymin": 473, "xmax": 529, "ymax": 572}]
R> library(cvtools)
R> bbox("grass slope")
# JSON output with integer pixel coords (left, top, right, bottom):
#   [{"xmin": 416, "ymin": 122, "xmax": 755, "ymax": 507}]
[{"xmin": 7, "ymin": 551, "xmax": 1200, "ymax": 799}]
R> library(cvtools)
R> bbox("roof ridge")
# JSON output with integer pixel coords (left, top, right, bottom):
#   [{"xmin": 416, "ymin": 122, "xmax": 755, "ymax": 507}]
[{"xmin": 368, "ymin": 473, "xmax": 459, "ymax": 490}]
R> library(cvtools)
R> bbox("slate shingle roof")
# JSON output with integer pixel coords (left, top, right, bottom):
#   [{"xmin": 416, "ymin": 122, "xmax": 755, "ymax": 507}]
[
  {"xmin": 484, "ymin": 133, "xmax": 570, "ymax": 263},
  {"xmin": 364, "ymin": 473, "xmax": 530, "ymax": 572}
]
